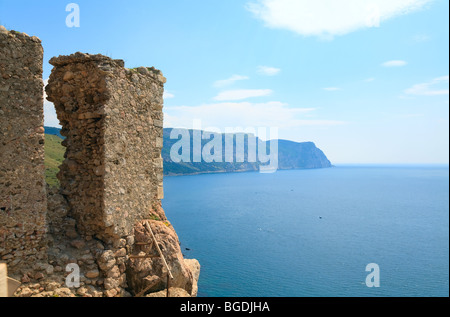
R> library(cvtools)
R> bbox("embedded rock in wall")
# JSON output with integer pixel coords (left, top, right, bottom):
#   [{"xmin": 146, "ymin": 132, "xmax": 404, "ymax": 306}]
[
  {"xmin": 0, "ymin": 26, "xmax": 48, "ymax": 273},
  {"xmin": 46, "ymin": 52, "xmax": 165, "ymax": 242}
]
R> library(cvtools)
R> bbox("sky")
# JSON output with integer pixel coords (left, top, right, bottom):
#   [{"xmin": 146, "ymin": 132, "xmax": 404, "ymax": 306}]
[{"xmin": 0, "ymin": 0, "xmax": 448, "ymax": 164}]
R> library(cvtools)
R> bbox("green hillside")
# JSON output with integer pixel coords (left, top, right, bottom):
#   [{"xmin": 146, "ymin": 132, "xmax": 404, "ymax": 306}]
[{"xmin": 44, "ymin": 134, "xmax": 64, "ymax": 187}]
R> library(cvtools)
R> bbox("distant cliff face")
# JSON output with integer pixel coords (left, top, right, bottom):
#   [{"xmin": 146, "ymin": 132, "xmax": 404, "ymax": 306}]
[
  {"xmin": 277, "ymin": 140, "xmax": 332, "ymax": 170},
  {"xmin": 162, "ymin": 128, "xmax": 332, "ymax": 175}
]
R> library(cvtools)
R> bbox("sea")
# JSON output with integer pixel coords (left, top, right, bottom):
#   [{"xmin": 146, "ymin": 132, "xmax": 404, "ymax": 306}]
[{"xmin": 162, "ymin": 165, "xmax": 449, "ymax": 297}]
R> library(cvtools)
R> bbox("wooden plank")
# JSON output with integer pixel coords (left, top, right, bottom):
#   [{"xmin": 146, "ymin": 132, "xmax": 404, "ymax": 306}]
[
  {"xmin": 129, "ymin": 255, "xmax": 159, "ymax": 259},
  {"xmin": 166, "ymin": 273, "xmax": 170, "ymax": 298},
  {"xmin": 144, "ymin": 221, "xmax": 174, "ymax": 279},
  {"xmin": 0, "ymin": 263, "xmax": 7, "ymax": 297}
]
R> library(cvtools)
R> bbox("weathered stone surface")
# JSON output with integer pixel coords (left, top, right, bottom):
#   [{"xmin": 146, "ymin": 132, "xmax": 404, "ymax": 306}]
[
  {"xmin": 185, "ymin": 258, "xmax": 201, "ymax": 297},
  {"xmin": 47, "ymin": 186, "xmax": 69, "ymax": 235},
  {"xmin": 97, "ymin": 250, "xmax": 116, "ymax": 271},
  {"xmin": 0, "ymin": 40, "xmax": 200, "ymax": 297},
  {"xmin": 0, "ymin": 26, "xmax": 47, "ymax": 274},
  {"xmin": 146, "ymin": 287, "xmax": 191, "ymax": 298},
  {"xmin": 46, "ymin": 52, "xmax": 166, "ymax": 242},
  {"xmin": 127, "ymin": 220, "xmax": 195, "ymax": 296},
  {"xmin": 85, "ymin": 269, "xmax": 100, "ymax": 279}
]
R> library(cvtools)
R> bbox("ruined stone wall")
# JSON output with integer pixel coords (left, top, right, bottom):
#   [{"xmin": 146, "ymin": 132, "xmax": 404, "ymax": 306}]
[
  {"xmin": 46, "ymin": 52, "xmax": 165, "ymax": 243},
  {"xmin": 0, "ymin": 37, "xmax": 199, "ymax": 296},
  {"xmin": 0, "ymin": 26, "xmax": 48, "ymax": 271},
  {"xmin": 45, "ymin": 52, "xmax": 198, "ymax": 297}
]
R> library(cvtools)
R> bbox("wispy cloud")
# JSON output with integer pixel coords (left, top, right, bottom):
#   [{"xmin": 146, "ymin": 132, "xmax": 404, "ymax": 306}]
[
  {"xmin": 364, "ymin": 77, "xmax": 376, "ymax": 82},
  {"xmin": 382, "ymin": 60, "xmax": 408, "ymax": 67},
  {"xmin": 213, "ymin": 89, "xmax": 273, "ymax": 101},
  {"xmin": 323, "ymin": 87, "xmax": 341, "ymax": 91},
  {"xmin": 257, "ymin": 66, "xmax": 281, "ymax": 76},
  {"xmin": 163, "ymin": 91, "xmax": 175, "ymax": 99},
  {"xmin": 246, "ymin": 0, "xmax": 433, "ymax": 39},
  {"xmin": 43, "ymin": 79, "xmax": 61, "ymax": 128},
  {"xmin": 44, "ymin": 100, "xmax": 60, "ymax": 128},
  {"xmin": 404, "ymin": 75, "xmax": 449, "ymax": 96},
  {"xmin": 164, "ymin": 101, "xmax": 345, "ymax": 130},
  {"xmin": 213, "ymin": 75, "xmax": 249, "ymax": 88}
]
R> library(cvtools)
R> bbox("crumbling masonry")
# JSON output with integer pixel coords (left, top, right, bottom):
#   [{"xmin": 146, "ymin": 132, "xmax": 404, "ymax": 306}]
[
  {"xmin": 0, "ymin": 27, "xmax": 48, "ymax": 270},
  {"xmin": 0, "ymin": 27, "xmax": 199, "ymax": 297},
  {"xmin": 46, "ymin": 53, "xmax": 165, "ymax": 243}
]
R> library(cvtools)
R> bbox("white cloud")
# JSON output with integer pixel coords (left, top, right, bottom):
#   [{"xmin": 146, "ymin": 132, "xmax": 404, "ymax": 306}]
[
  {"xmin": 163, "ymin": 91, "xmax": 175, "ymax": 99},
  {"xmin": 257, "ymin": 66, "xmax": 281, "ymax": 76},
  {"xmin": 213, "ymin": 89, "xmax": 273, "ymax": 101},
  {"xmin": 44, "ymin": 100, "xmax": 60, "ymax": 128},
  {"xmin": 42, "ymin": 79, "xmax": 61, "ymax": 128},
  {"xmin": 364, "ymin": 77, "xmax": 376, "ymax": 82},
  {"xmin": 164, "ymin": 101, "xmax": 345, "ymax": 130},
  {"xmin": 404, "ymin": 75, "xmax": 449, "ymax": 96},
  {"xmin": 213, "ymin": 75, "xmax": 249, "ymax": 88},
  {"xmin": 323, "ymin": 87, "xmax": 340, "ymax": 91},
  {"xmin": 382, "ymin": 60, "xmax": 408, "ymax": 67},
  {"xmin": 246, "ymin": 0, "xmax": 432, "ymax": 38}
]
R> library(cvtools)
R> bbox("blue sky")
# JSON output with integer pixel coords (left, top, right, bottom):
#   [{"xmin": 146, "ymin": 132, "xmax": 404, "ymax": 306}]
[{"xmin": 1, "ymin": 0, "xmax": 448, "ymax": 164}]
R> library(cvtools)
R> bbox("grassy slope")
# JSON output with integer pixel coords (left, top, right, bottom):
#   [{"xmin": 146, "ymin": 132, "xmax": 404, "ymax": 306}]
[{"xmin": 45, "ymin": 134, "xmax": 65, "ymax": 187}]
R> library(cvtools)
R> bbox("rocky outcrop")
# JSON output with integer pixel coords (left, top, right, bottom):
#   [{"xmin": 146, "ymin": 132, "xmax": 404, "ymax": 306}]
[{"xmin": 126, "ymin": 220, "xmax": 199, "ymax": 296}]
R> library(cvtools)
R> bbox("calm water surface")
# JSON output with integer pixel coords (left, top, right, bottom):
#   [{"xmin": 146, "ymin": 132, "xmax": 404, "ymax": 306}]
[{"xmin": 162, "ymin": 166, "xmax": 449, "ymax": 297}]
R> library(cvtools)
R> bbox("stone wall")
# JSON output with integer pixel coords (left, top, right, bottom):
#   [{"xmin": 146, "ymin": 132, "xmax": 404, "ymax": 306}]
[
  {"xmin": 0, "ymin": 30, "xmax": 199, "ymax": 296},
  {"xmin": 46, "ymin": 53, "xmax": 165, "ymax": 243},
  {"xmin": 0, "ymin": 26, "xmax": 48, "ymax": 272},
  {"xmin": 43, "ymin": 53, "xmax": 198, "ymax": 296}
]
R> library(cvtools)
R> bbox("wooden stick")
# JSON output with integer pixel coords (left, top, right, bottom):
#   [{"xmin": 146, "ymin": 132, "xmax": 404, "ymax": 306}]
[
  {"xmin": 129, "ymin": 255, "xmax": 159, "ymax": 259},
  {"xmin": 0, "ymin": 263, "xmax": 7, "ymax": 297},
  {"xmin": 144, "ymin": 221, "xmax": 174, "ymax": 279},
  {"xmin": 166, "ymin": 273, "xmax": 170, "ymax": 298}
]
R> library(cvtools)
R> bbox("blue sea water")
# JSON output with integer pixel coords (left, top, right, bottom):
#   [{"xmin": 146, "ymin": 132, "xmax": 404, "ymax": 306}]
[{"xmin": 162, "ymin": 166, "xmax": 449, "ymax": 297}]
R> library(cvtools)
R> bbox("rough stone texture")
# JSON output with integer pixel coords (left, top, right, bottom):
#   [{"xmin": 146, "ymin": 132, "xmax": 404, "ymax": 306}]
[
  {"xmin": 46, "ymin": 52, "xmax": 166, "ymax": 242},
  {"xmin": 126, "ymin": 220, "xmax": 198, "ymax": 296},
  {"xmin": 14, "ymin": 187, "xmax": 124, "ymax": 298},
  {"xmin": 146, "ymin": 287, "xmax": 191, "ymax": 297},
  {"xmin": 0, "ymin": 26, "xmax": 48, "ymax": 273},
  {"xmin": 0, "ymin": 37, "xmax": 200, "ymax": 297},
  {"xmin": 185, "ymin": 258, "xmax": 201, "ymax": 297},
  {"xmin": 44, "ymin": 52, "xmax": 199, "ymax": 297}
]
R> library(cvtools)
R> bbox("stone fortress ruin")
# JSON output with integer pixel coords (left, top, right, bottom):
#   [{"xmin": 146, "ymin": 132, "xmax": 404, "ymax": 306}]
[{"xmin": 0, "ymin": 26, "xmax": 200, "ymax": 297}]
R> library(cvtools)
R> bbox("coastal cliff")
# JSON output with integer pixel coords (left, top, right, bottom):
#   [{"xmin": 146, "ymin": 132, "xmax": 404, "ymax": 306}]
[{"xmin": 162, "ymin": 128, "xmax": 332, "ymax": 176}]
